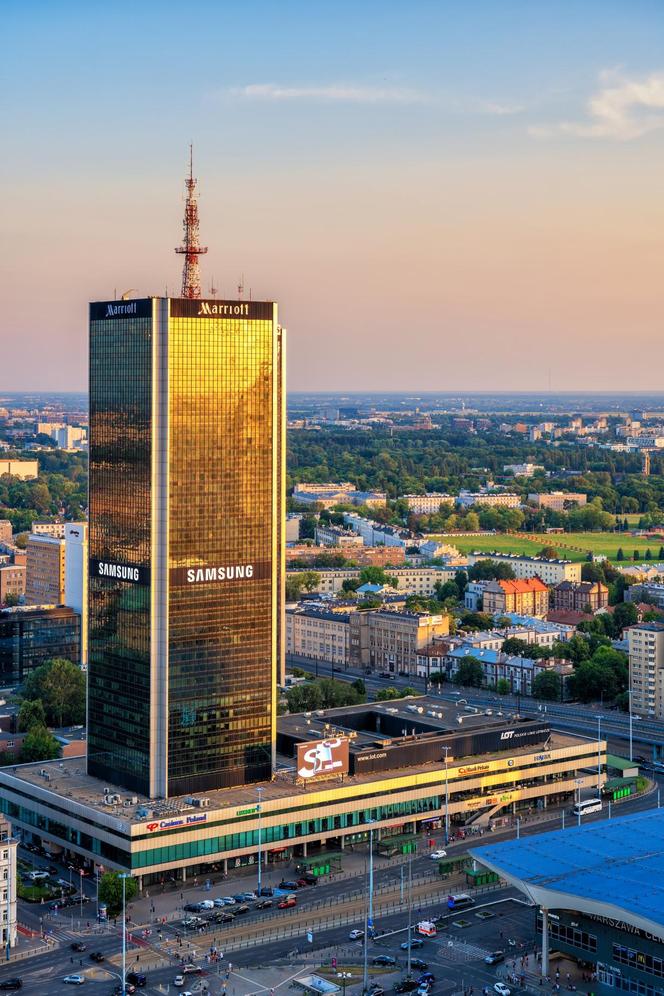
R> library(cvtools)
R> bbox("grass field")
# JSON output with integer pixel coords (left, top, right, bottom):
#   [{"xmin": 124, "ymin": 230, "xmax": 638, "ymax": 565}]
[{"xmin": 433, "ymin": 531, "xmax": 664, "ymax": 563}]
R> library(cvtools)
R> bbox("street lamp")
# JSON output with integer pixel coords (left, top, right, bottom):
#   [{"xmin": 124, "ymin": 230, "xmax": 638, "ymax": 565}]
[
  {"xmin": 443, "ymin": 746, "xmax": 450, "ymax": 845},
  {"xmin": 362, "ymin": 819, "xmax": 375, "ymax": 996},
  {"xmin": 597, "ymin": 716, "xmax": 603, "ymax": 795},
  {"xmin": 337, "ymin": 971, "xmax": 352, "ymax": 996},
  {"xmin": 256, "ymin": 786, "xmax": 264, "ymax": 898},
  {"xmin": 119, "ymin": 873, "xmax": 132, "ymax": 996}
]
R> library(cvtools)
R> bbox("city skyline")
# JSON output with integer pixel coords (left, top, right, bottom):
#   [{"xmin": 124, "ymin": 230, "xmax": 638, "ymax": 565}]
[{"xmin": 4, "ymin": 0, "xmax": 664, "ymax": 392}]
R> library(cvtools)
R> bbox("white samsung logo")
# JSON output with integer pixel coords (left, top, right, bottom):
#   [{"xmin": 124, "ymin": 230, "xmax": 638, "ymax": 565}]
[
  {"xmin": 186, "ymin": 564, "xmax": 254, "ymax": 583},
  {"xmin": 98, "ymin": 562, "xmax": 139, "ymax": 581},
  {"xmin": 105, "ymin": 302, "xmax": 138, "ymax": 317}
]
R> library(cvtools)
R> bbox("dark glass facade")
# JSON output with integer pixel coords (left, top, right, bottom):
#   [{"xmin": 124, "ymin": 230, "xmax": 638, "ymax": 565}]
[
  {"xmin": 0, "ymin": 606, "xmax": 81, "ymax": 686},
  {"xmin": 88, "ymin": 298, "xmax": 283, "ymax": 799}
]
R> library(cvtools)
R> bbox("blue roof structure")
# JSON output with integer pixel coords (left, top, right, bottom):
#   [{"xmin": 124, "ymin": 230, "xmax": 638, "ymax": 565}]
[{"xmin": 470, "ymin": 809, "xmax": 664, "ymax": 938}]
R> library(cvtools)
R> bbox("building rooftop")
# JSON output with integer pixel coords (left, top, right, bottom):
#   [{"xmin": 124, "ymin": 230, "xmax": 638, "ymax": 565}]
[{"xmin": 470, "ymin": 809, "xmax": 664, "ymax": 939}]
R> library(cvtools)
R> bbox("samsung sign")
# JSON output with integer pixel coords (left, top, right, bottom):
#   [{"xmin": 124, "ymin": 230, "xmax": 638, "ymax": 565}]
[
  {"xmin": 170, "ymin": 562, "xmax": 270, "ymax": 586},
  {"xmin": 89, "ymin": 559, "xmax": 150, "ymax": 585}
]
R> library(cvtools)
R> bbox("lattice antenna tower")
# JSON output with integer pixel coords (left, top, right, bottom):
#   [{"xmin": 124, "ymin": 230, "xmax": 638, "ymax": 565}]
[{"xmin": 175, "ymin": 145, "xmax": 208, "ymax": 299}]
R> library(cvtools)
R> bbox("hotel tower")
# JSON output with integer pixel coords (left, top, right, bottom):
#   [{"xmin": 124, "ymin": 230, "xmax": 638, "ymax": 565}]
[{"xmin": 88, "ymin": 296, "xmax": 285, "ymax": 798}]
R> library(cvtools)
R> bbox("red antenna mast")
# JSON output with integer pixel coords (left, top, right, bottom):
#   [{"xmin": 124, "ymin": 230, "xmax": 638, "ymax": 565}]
[{"xmin": 175, "ymin": 145, "xmax": 208, "ymax": 299}]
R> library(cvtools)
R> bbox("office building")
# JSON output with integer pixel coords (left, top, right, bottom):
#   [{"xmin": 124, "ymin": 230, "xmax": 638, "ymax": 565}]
[
  {"xmin": 64, "ymin": 523, "xmax": 88, "ymax": 667},
  {"xmin": 0, "ymin": 564, "xmax": 26, "ymax": 606},
  {"xmin": 342, "ymin": 512, "xmax": 407, "ymax": 548},
  {"xmin": 467, "ymin": 552, "xmax": 582, "ymax": 584},
  {"xmin": 350, "ymin": 609, "xmax": 450, "ymax": 675},
  {"xmin": 628, "ymin": 621, "xmax": 664, "ymax": 719},
  {"xmin": 286, "ymin": 605, "xmax": 351, "ymax": 668},
  {"xmin": 483, "ymin": 578, "xmax": 550, "ymax": 618},
  {"xmin": 0, "ymin": 460, "xmax": 39, "ymax": 480},
  {"xmin": 528, "ymin": 492, "xmax": 587, "ymax": 511},
  {"xmin": 293, "ymin": 482, "xmax": 386, "ymax": 509},
  {"xmin": 0, "ymin": 522, "xmax": 12, "ymax": 545},
  {"xmin": 25, "ymin": 533, "xmax": 66, "ymax": 605},
  {"xmin": 0, "ymin": 605, "xmax": 81, "ymax": 686},
  {"xmin": 550, "ymin": 580, "xmax": 608, "ymax": 614},
  {"xmin": 31, "ymin": 521, "xmax": 66, "ymax": 538},
  {"xmin": 314, "ymin": 524, "xmax": 364, "ymax": 548},
  {"xmin": 88, "ymin": 296, "xmax": 284, "ymax": 799},
  {"xmin": 285, "ymin": 513, "xmax": 302, "ymax": 544},
  {"xmin": 0, "ymin": 818, "xmax": 17, "ymax": 951}
]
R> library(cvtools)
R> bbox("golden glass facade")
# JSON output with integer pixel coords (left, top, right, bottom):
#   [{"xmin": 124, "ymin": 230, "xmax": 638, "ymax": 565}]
[{"xmin": 88, "ymin": 298, "xmax": 284, "ymax": 798}]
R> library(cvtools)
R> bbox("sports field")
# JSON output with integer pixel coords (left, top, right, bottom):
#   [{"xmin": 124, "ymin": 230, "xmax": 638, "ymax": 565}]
[{"xmin": 433, "ymin": 531, "xmax": 664, "ymax": 563}]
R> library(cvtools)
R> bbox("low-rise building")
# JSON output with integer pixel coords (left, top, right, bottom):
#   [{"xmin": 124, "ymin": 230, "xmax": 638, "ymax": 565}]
[
  {"xmin": 286, "ymin": 606, "xmax": 351, "ymax": 667},
  {"xmin": 350, "ymin": 609, "xmax": 450, "ymax": 675},
  {"xmin": 0, "ymin": 521, "xmax": 12, "ymax": 544},
  {"xmin": 625, "ymin": 582, "xmax": 664, "ymax": 609},
  {"xmin": 465, "ymin": 580, "xmax": 490, "ymax": 611},
  {"xmin": 314, "ymin": 524, "xmax": 364, "ymax": 548},
  {"xmin": 26, "ymin": 533, "xmax": 66, "ymax": 605},
  {"xmin": 446, "ymin": 645, "xmax": 572, "ymax": 696},
  {"xmin": 628, "ymin": 621, "xmax": 664, "ymax": 719},
  {"xmin": 527, "ymin": 491, "xmax": 587, "ymax": 511},
  {"xmin": 0, "ymin": 817, "xmax": 17, "ymax": 951},
  {"xmin": 483, "ymin": 578, "xmax": 549, "ymax": 618},
  {"xmin": 467, "ymin": 551, "xmax": 582, "ymax": 584},
  {"xmin": 456, "ymin": 491, "xmax": 521, "ymax": 509},
  {"xmin": 0, "ymin": 459, "xmax": 39, "ymax": 480},
  {"xmin": 285, "ymin": 513, "xmax": 302, "ymax": 544},
  {"xmin": 293, "ymin": 483, "xmax": 386, "ymax": 509},
  {"xmin": 0, "ymin": 564, "xmax": 26, "ymax": 606},
  {"xmin": 503, "ymin": 463, "xmax": 544, "ymax": 477},
  {"xmin": 0, "ymin": 605, "xmax": 81, "ymax": 686},
  {"xmin": 31, "ymin": 520, "xmax": 66, "ymax": 538},
  {"xmin": 342, "ymin": 513, "xmax": 408, "ymax": 548},
  {"xmin": 285, "ymin": 544, "xmax": 406, "ymax": 567},
  {"xmin": 550, "ymin": 580, "xmax": 609, "ymax": 613},
  {"xmin": 401, "ymin": 493, "xmax": 454, "ymax": 515},
  {"xmin": 287, "ymin": 565, "xmax": 456, "ymax": 597}
]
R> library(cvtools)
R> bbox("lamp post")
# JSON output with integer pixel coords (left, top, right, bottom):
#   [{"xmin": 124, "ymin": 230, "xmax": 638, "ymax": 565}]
[
  {"xmin": 338, "ymin": 972, "xmax": 352, "ymax": 996},
  {"xmin": 628, "ymin": 685, "xmax": 633, "ymax": 763},
  {"xmin": 516, "ymin": 817, "xmax": 520, "ymax": 840},
  {"xmin": 119, "ymin": 873, "xmax": 132, "ymax": 996},
  {"xmin": 406, "ymin": 856, "xmax": 413, "ymax": 980},
  {"xmin": 256, "ymin": 786, "xmax": 263, "ymax": 898},
  {"xmin": 362, "ymin": 820, "xmax": 375, "ymax": 996},
  {"xmin": 575, "ymin": 778, "xmax": 583, "ymax": 826},
  {"xmin": 597, "ymin": 716, "xmax": 603, "ymax": 796},
  {"xmin": 443, "ymin": 746, "xmax": 450, "ymax": 846}
]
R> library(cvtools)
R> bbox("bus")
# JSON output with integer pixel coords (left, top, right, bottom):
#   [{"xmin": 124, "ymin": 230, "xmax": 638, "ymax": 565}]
[
  {"xmin": 573, "ymin": 798, "xmax": 603, "ymax": 817},
  {"xmin": 447, "ymin": 893, "xmax": 474, "ymax": 910}
]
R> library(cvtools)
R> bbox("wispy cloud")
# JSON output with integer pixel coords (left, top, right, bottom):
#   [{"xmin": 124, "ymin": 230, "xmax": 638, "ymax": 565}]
[
  {"xmin": 530, "ymin": 69, "xmax": 664, "ymax": 140},
  {"xmin": 228, "ymin": 82, "xmax": 428, "ymax": 104}
]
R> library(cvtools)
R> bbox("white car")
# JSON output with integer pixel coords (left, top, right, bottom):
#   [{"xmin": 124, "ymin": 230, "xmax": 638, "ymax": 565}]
[
  {"xmin": 198, "ymin": 899, "xmax": 214, "ymax": 909},
  {"xmin": 27, "ymin": 870, "xmax": 49, "ymax": 880},
  {"xmin": 494, "ymin": 985, "xmax": 511, "ymax": 996},
  {"xmin": 429, "ymin": 850, "xmax": 447, "ymax": 860},
  {"xmin": 349, "ymin": 928, "xmax": 364, "ymax": 940},
  {"xmin": 220, "ymin": 895, "xmax": 236, "ymax": 904},
  {"xmin": 63, "ymin": 976, "xmax": 86, "ymax": 986},
  {"xmin": 174, "ymin": 976, "xmax": 185, "ymax": 987}
]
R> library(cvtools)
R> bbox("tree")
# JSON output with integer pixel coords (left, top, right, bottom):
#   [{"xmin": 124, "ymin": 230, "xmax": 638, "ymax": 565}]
[
  {"xmin": 98, "ymin": 872, "xmax": 138, "ymax": 916},
  {"xmin": 634, "ymin": 550, "xmax": 640, "ymax": 561},
  {"xmin": 351, "ymin": 678, "xmax": 366, "ymax": 697},
  {"xmin": 17, "ymin": 699, "xmax": 47, "ymax": 733},
  {"xmin": 532, "ymin": 671, "xmax": 562, "ymax": 702},
  {"xmin": 501, "ymin": 637, "xmax": 533, "ymax": 658},
  {"xmin": 286, "ymin": 683, "xmax": 323, "ymax": 713},
  {"xmin": 23, "ymin": 658, "xmax": 85, "ymax": 728},
  {"xmin": 538, "ymin": 546, "xmax": 560, "ymax": 560},
  {"xmin": 359, "ymin": 567, "xmax": 398, "ymax": 588},
  {"xmin": 616, "ymin": 547, "xmax": 625, "ymax": 561},
  {"xmin": 468, "ymin": 560, "xmax": 516, "ymax": 582},
  {"xmin": 459, "ymin": 611, "xmax": 494, "ymax": 632},
  {"xmin": 376, "ymin": 687, "xmax": 404, "ymax": 701},
  {"xmin": 453, "ymin": 657, "xmax": 484, "ymax": 688},
  {"xmin": 659, "ymin": 546, "xmax": 664, "ymax": 561},
  {"xmin": 20, "ymin": 725, "xmax": 60, "ymax": 763},
  {"xmin": 612, "ymin": 601, "xmax": 638, "ymax": 634},
  {"xmin": 429, "ymin": 670, "xmax": 445, "ymax": 686},
  {"xmin": 496, "ymin": 678, "xmax": 510, "ymax": 695}
]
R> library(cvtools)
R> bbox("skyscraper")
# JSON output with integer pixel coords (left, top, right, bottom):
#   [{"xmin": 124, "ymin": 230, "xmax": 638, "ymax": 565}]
[{"xmin": 88, "ymin": 296, "xmax": 285, "ymax": 798}]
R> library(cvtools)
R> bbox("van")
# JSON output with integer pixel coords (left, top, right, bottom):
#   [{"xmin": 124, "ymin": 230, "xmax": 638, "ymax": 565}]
[
  {"xmin": 416, "ymin": 920, "xmax": 437, "ymax": 937},
  {"xmin": 447, "ymin": 893, "xmax": 474, "ymax": 910}
]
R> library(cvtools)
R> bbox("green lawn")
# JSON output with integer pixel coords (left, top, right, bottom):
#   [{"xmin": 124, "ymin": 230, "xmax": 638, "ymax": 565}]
[{"xmin": 433, "ymin": 531, "xmax": 664, "ymax": 563}]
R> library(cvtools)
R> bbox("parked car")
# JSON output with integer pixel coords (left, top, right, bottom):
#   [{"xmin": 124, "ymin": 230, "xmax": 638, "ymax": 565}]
[
  {"xmin": 70, "ymin": 942, "xmax": 87, "ymax": 953},
  {"xmin": 62, "ymin": 977, "xmax": 85, "ymax": 986},
  {"xmin": 410, "ymin": 960, "xmax": 428, "ymax": 971},
  {"xmin": 234, "ymin": 904, "xmax": 250, "ymax": 915},
  {"xmin": 349, "ymin": 929, "xmax": 364, "ymax": 940},
  {"xmin": 111, "ymin": 987, "xmax": 135, "ymax": 995},
  {"xmin": 213, "ymin": 912, "xmax": 235, "ymax": 923},
  {"xmin": 279, "ymin": 880, "xmax": 298, "ymax": 890},
  {"xmin": 494, "ymin": 985, "xmax": 511, "ymax": 996},
  {"xmin": 0, "ymin": 981, "xmax": 23, "ymax": 991},
  {"xmin": 173, "ymin": 976, "xmax": 185, "ymax": 987},
  {"xmin": 278, "ymin": 897, "xmax": 296, "ymax": 909},
  {"xmin": 259, "ymin": 887, "xmax": 273, "ymax": 896},
  {"xmin": 219, "ymin": 896, "xmax": 236, "ymax": 905},
  {"xmin": 26, "ymin": 871, "xmax": 49, "ymax": 881},
  {"xmin": 429, "ymin": 850, "xmax": 447, "ymax": 860},
  {"xmin": 485, "ymin": 952, "xmax": 505, "ymax": 966},
  {"xmin": 198, "ymin": 899, "xmax": 214, "ymax": 910},
  {"xmin": 48, "ymin": 865, "xmax": 58, "ymax": 875},
  {"xmin": 239, "ymin": 892, "xmax": 256, "ymax": 902},
  {"xmin": 394, "ymin": 981, "xmax": 419, "ymax": 993},
  {"xmin": 183, "ymin": 903, "xmax": 202, "ymax": 913},
  {"xmin": 89, "ymin": 952, "xmax": 105, "ymax": 963},
  {"xmin": 416, "ymin": 985, "xmax": 430, "ymax": 996},
  {"xmin": 373, "ymin": 955, "xmax": 397, "ymax": 967}
]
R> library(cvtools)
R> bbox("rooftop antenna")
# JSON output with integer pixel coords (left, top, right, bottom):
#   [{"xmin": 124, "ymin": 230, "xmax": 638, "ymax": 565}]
[
  {"xmin": 121, "ymin": 289, "xmax": 138, "ymax": 300},
  {"xmin": 210, "ymin": 277, "xmax": 218, "ymax": 298},
  {"xmin": 175, "ymin": 144, "xmax": 208, "ymax": 299},
  {"xmin": 237, "ymin": 274, "xmax": 244, "ymax": 300}
]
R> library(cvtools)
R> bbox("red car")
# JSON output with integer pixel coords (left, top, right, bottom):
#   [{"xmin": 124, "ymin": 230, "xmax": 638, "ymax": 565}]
[{"xmin": 278, "ymin": 897, "xmax": 296, "ymax": 909}]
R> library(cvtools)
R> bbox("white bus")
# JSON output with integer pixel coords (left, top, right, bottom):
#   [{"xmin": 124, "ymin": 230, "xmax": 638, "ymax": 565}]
[{"xmin": 573, "ymin": 798, "xmax": 602, "ymax": 817}]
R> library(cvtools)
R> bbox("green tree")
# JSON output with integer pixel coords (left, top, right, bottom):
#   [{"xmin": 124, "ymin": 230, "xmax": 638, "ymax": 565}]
[
  {"xmin": 453, "ymin": 657, "xmax": 484, "ymax": 688},
  {"xmin": 98, "ymin": 872, "xmax": 138, "ymax": 916},
  {"xmin": 375, "ymin": 687, "xmax": 404, "ymax": 701},
  {"xmin": 612, "ymin": 601, "xmax": 638, "ymax": 634},
  {"xmin": 359, "ymin": 567, "xmax": 398, "ymax": 588},
  {"xmin": 468, "ymin": 560, "xmax": 516, "ymax": 582},
  {"xmin": 23, "ymin": 658, "xmax": 85, "ymax": 728},
  {"xmin": 20, "ymin": 725, "xmax": 60, "ymax": 763},
  {"xmin": 17, "ymin": 699, "xmax": 47, "ymax": 733},
  {"xmin": 501, "ymin": 637, "xmax": 533, "ymax": 658},
  {"xmin": 428, "ymin": 670, "xmax": 445, "ymax": 686},
  {"xmin": 496, "ymin": 678, "xmax": 510, "ymax": 695},
  {"xmin": 532, "ymin": 671, "xmax": 562, "ymax": 701},
  {"xmin": 616, "ymin": 547, "xmax": 625, "ymax": 561},
  {"xmin": 286, "ymin": 683, "xmax": 323, "ymax": 713},
  {"xmin": 351, "ymin": 678, "xmax": 366, "ymax": 697},
  {"xmin": 634, "ymin": 550, "xmax": 640, "ymax": 561},
  {"xmin": 538, "ymin": 546, "xmax": 560, "ymax": 560}
]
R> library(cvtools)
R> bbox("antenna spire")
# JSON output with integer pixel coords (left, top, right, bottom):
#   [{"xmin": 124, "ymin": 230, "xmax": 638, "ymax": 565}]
[{"xmin": 175, "ymin": 145, "xmax": 208, "ymax": 299}]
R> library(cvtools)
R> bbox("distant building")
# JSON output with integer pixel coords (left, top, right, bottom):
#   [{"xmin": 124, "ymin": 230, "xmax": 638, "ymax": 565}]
[
  {"xmin": 350, "ymin": 609, "xmax": 450, "ymax": 676},
  {"xmin": 445, "ymin": 644, "xmax": 571, "ymax": 696},
  {"xmin": 550, "ymin": 580, "xmax": 608, "ymax": 614},
  {"xmin": 0, "ymin": 817, "xmax": 17, "ymax": 950},
  {"xmin": 467, "ymin": 551, "xmax": 582, "ymax": 584},
  {"xmin": 286, "ymin": 606, "xmax": 351, "ymax": 668},
  {"xmin": 0, "ymin": 521, "xmax": 12, "ymax": 544},
  {"xmin": 31, "ymin": 521, "xmax": 66, "ymax": 538},
  {"xmin": 343, "ymin": 512, "xmax": 407, "ymax": 548},
  {"xmin": 456, "ymin": 491, "xmax": 521, "ymax": 509},
  {"xmin": 287, "ymin": 565, "xmax": 454, "ymax": 597},
  {"xmin": 401, "ymin": 493, "xmax": 454, "ymax": 515},
  {"xmin": 465, "ymin": 580, "xmax": 490, "ymax": 611},
  {"xmin": 628, "ymin": 621, "xmax": 664, "ymax": 719},
  {"xmin": 64, "ymin": 523, "xmax": 88, "ymax": 667},
  {"xmin": 0, "ymin": 460, "xmax": 39, "ymax": 480},
  {"xmin": 625, "ymin": 583, "xmax": 664, "ymax": 609},
  {"xmin": 293, "ymin": 482, "xmax": 386, "ymax": 509},
  {"xmin": 418, "ymin": 540, "xmax": 463, "ymax": 561},
  {"xmin": 483, "ymin": 578, "xmax": 549, "ymax": 618},
  {"xmin": 503, "ymin": 463, "xmax": 544, "ymax": 477},
  {"xmin": 314, "ymin": 524, "xmax": 364, "ymax": 548},
  {"xmin": 26, "ymin": 534, "xmax": 65, "ymax": 605},
  {"xmin": 285, "ymin": 544, "xmax": 406, "ymax": 568},
  {"xmin": 53, "ymin": 425, "xmax": 87, "ymax": 450},
  {"xmin": 0, "ymin": 564, "xmax": 26, "ymax": 606},
  {"xmin": 528, "ymin": 492, "xmax": 588, "ymax": 511},
  {"xmin": 0, "ymin": 605, "xmax": 81, "ymax": 686},
  {"xmin": 285, "ymin": 513, "xmax": 302, "ymax": 544}
]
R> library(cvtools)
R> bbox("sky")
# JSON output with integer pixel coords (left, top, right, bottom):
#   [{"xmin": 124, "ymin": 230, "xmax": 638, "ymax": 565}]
[{"xmin": 3, "ymin": 0, "xmax": 664, "ymax": 393}]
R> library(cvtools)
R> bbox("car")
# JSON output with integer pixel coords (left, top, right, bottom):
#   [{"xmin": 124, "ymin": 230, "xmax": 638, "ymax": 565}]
[
  {"xmin": 213, "ymin": 898, "xmax": 226, "ymax": 907},
  {"xmin": 400, "ymin": 938, "xmax": 423, "ymax": 950},
  {"xmin": 296, "ymin": 878, "xmax": 311, "ymax": 887},
  {"xmin": 255, "ymin": 899, "xmax": 272, "ymax": 909},
  {"xmin": 0, "ymin": 981, "xmax": 23, "ymax": 991},
  {"xmin": 219, "ymin": 896, "xmax": 236, "ymax": 905},
  {"xmin": 494, "ymin": 985, "xmax": 511, "ymax": 996},
  {"xmin": 239, "ymin": 892, "xmax": 257, "ymax": 901},
  {"xmin": 179, "ymin": 992, "xmax": 195, "ymax": 996},
  {"xmin": 373, "ymin": 955, "xmax": 397, "ymax": 967},
  {"xmin": 70, "ymin": 942, "xmax": 87, "ymax": 952},
  {"xmin": 198, "ymin": 899, "xmax": 214, "ymax": 910},
  {"xmin": 234, "ymin": 904, "xmax": 250, "ymax": 915},
  {"xmin": 279, "ymin": 880, "xmax": 299, "ymax": 890},
  {"xmin": 416, "ymin": 986, "xmax": 430, "ymax": 996},
  {"xmin": 89, "ymin": 952, "xmax": 104, "ymax": 963},
  {"xmin": 183, "ymin": 902, "xmax": 202, "ymax": 913},
  {"xmin": 485, "ymin": 952, "xmax": 505, "ymax": 966},
  {"xmin": 126, "ymin": 973, "xmax": 147, "ymax": 987},
  {"xmin": 370, "ymin": 988, "xmax": 385, "ymax": 996},
  {"xmin": 173, "ymin": 978, "xmax": 185, "ymax": 988},
  {"xmin": 418, "ymin": 974, "xmax": 436, "ymax": 985},
  {"xmin": 232, "ymin": 894, "xmax": 247, "ymax": 903},
  {"xmin": 181, "ymin": 917, "xmax": 202, "ymax": 929},
  {"xmin": 394, "ymin": 981, "xmax": 419, "ymax": 993},
  {"xmin": 410, "ymin": 960, "xmax": 428, "ymax": 972},
  {"xmin": 259, "ymin": 886, "xmax": 273, "ymax": 896},
  {"xmin": 111, "ymin": 987, "xmax": 136, "ymax": 995},
  {"xmin": 278, "ymin": 897, "xmax": 296, "ymax": 909},
  {"xmin": 429, "ymin": 850, "xmax": 447, "ymax": 860},
  {"xmin": 63, "ymin": 977, "xmax": 85, "ymax": 986},
  {"xmin": 26, "ymin": 870, "xmax": 49, "ymax": 881},
  {"xmin": 349, "ymin": 928, "xmax": 364, "ymax": 940},
  {"xmin": 180, "ymin": 964, "xmax": 202, "ymax": 975},
  {"xmin": 213, "ymin": 911, "xmax": 236, "ymax": 922}
]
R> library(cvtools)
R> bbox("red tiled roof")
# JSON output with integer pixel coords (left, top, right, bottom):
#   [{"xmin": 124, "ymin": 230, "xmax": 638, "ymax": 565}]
[{"xmin": 497, "ymin": 577, "xmax": 549, "ymax": 594}]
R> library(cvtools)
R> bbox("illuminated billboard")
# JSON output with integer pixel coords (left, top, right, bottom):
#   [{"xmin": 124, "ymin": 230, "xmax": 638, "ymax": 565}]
[{"xmin": 296, "ymin": 737, "xmax": 350, "ymax": 781}]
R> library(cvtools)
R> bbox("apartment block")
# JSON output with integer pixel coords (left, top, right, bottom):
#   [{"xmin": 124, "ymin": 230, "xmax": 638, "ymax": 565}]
[
  {"xmin": 31, "ymin": 521, "xmax": 66, "ymax": 538},
  {"xmin": 0, "ymin": 460, "xmax": 39, "ymax": 480},
  {"xmin": 528, "ymin": 492, "xmax": 588, "ymax": 511},
  {"xmin": 0, "ymin": 522, "xmax": 12, "ymax": 544},
  {"xmin": 550, "ymin": 580, "xmax": 609, "ymax": 613},
  {"xmin": 456, "ymin": 491, "xmax": 521, "ymax": 509},
  {"xmin": 628, "ymin": 622, "xmax": 664, "ymax": 719},
  {"xmin": 25, "ymin": 533, "xmax": 66, "ymax": 605},
  {"xmin": 467, "ymin": 551, "xmax": 582, "ymax": 584},
  {"xmin": 285, "ymin": 544, "xmax": 406, "ymax": 568},
  {"xmin": 287, "ymin": 565, "xmax": 456, "ymax": 597},
  {"xmin": 483, "ymin": 578, "xmax": 550, "ymax": 618},
  {"xmin": 0, "ymin": 818, "xmax": 17, "ymax": 950},
  {"xmin": 342, "ymin": 512, "xmax": 407, "ymax": 547},
  {"xmin": 0, "ymin": 565, "xmax": 26, "ymax": 606},
  {"xmin": 285, "ymin": 606, "xmax": 351, "ymax": 667},
  {"xmin": 401, "ymin": 493, "xmax": 453, "ymax": 515},
  {"xmin": 350, "ymin": 609, "xmax": 450, "ymax": 675},
  {"xmin": 314, "ymin": 524, "xmax": 364, "ymax": 548}
]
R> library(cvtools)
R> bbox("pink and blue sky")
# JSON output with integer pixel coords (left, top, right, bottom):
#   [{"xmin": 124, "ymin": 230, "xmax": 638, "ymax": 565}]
[{"xmin": 3, "ymin": 0, "xmax": 664, "ymax": 392}]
